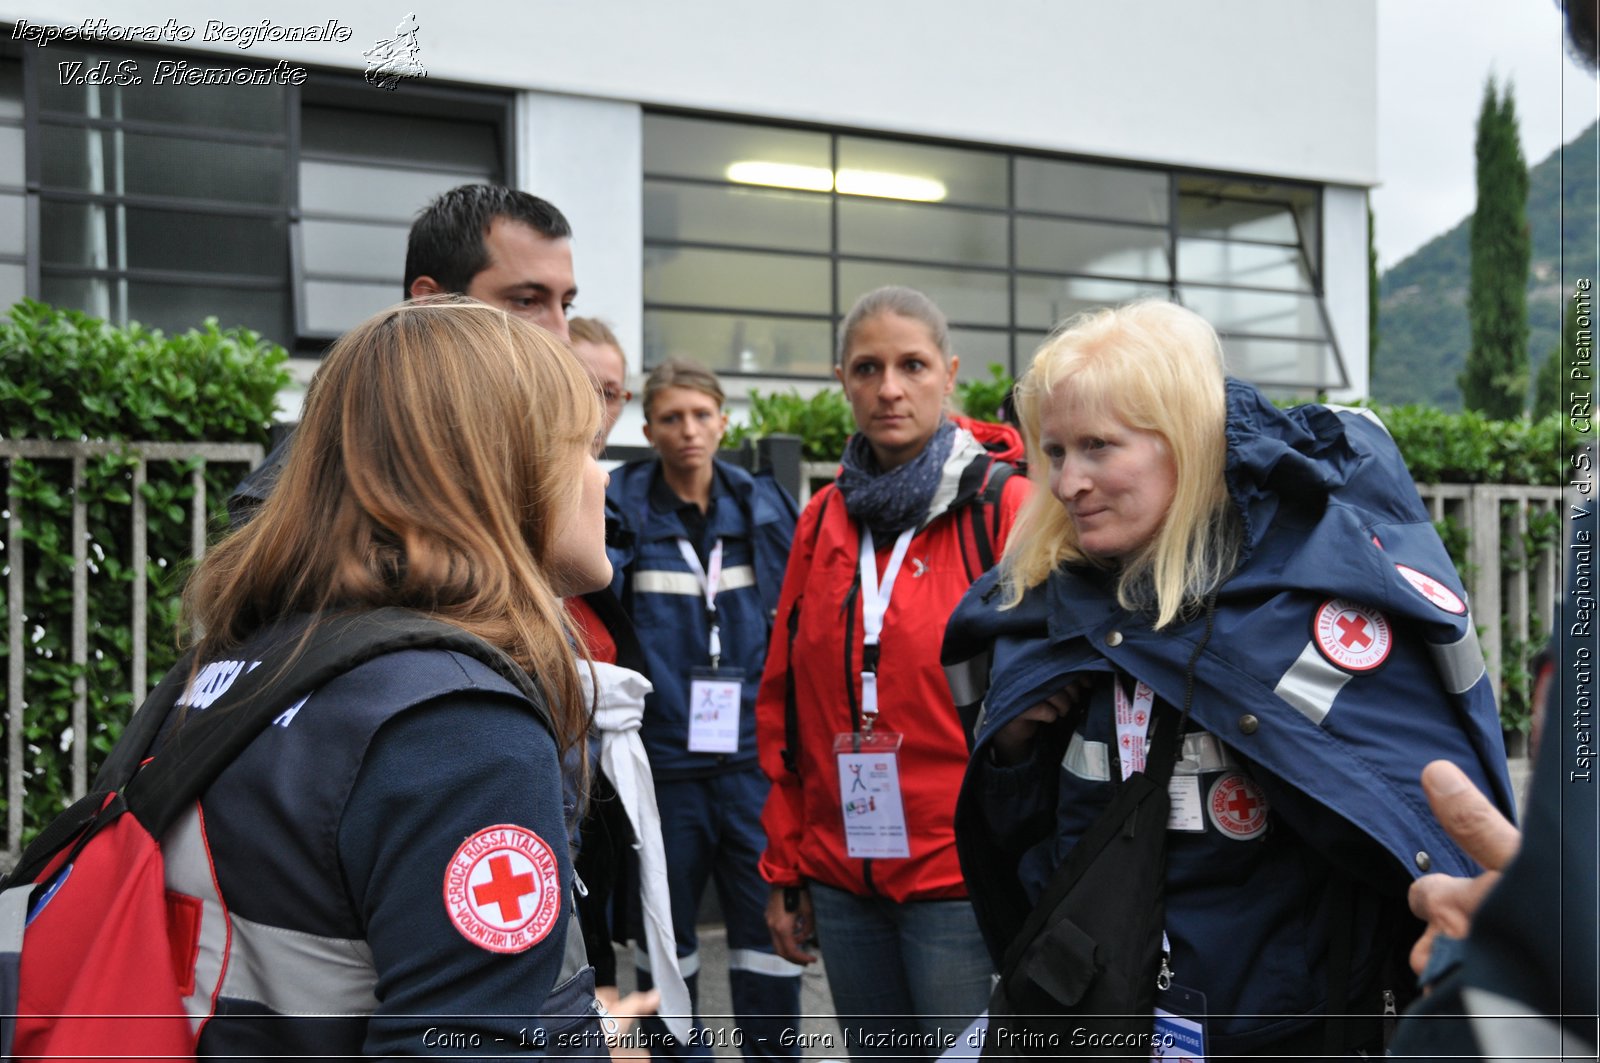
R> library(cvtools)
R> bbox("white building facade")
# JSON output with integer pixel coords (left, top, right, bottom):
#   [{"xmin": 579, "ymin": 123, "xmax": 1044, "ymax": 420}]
[{"xmin": 0, "ymin": 1, "xmax": 1378, "ymax": 440}]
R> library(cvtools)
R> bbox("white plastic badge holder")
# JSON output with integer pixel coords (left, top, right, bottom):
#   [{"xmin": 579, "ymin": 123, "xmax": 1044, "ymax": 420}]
[
  {"xmin": 687, "ymin": 667, "xmax": 742, "ymax": 753},
  {"xmin": 834, "ymin": 731, "xmax": 910, "ymax": 859},
  {"xmin": 1166, "ymin": 776, "xmax": 1205, "ymax": 833},
  {"xmin": 1152, "ymin": 983, "xmax": 1206, "ymax": 1061}
]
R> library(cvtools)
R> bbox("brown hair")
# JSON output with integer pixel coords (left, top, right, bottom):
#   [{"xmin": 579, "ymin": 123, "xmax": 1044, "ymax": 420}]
[
  {"xmin": 183, "ymin": 295, "xmax": 600, "ymax": 759},
  {"xmin": 641, "ymin": 357, "xmax": 725, "ymax": 421},
  {"xmin": 568, "ymin": 316, "xmax": 622, "ymax": 351}
]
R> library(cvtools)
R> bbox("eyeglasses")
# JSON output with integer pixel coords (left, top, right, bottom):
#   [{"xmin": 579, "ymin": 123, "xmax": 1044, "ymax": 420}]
[{"xmin": 599, "ymin": 386, "xmax": 633, "ymax": 408}]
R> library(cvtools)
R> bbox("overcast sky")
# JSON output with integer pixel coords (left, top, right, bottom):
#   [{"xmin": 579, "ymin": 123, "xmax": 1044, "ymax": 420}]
[{"xmin": 1374, "ymin": 0, "xmax": 1599, "ymax": 272}]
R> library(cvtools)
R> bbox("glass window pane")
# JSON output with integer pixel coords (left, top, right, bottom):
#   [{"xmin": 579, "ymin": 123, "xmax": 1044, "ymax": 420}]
[
  {"xmin": 302, "ymin": 219, "xmax": 408, "ymax": 280},
  {"xmin": 33, "ymin": 51, "xmax": 286, "ymax": 133},
  {"xmin": 40, "ymin": 275, "xmax": 113, "ymax": 319},
  {"xmin": 644, "ymin": 115, "xmax": 829, "ymax": 184},
  {"xmin": 304, "ymin": 280, "xmax": 400, "ymax": 334},
  {"xmin": 1178, "ymin": 237, "xmax": 1312, "ymax": 291},
  {"xmin": 1016, "ymin": 217, "xmax": 1168, "ymax": 280},
  {"xmin": 0, "ymin": 57, "xmax": 22, "ymax": 120},
  {"xmin": 1220, "ymin": 337, "xmax": 1342, "ymax": 389},
  {"xmin": 1016, "ymin": 157, "xmax": 1168, "ymax": 223},
  {"xmin": 42, "ymin": 274, "xmax": 289, "ymax": 340},
  {"xmin": 300, "ymin": 160, "xmax": 481, "ymax": 221},
  {"xmin": 302, "ymin": 105, "xmax": 498, "ymax": 172},
  {"xmin": 0, "ymin": 262, "xmax": 22, "ymax": 309},
  {"xmin": 644, "ymin": 180, "xmax": 829, "ymax": 252},
  {"xmin": 1177, "ymin": 193, "xmax": 1298, "ymax": 243},
  {"xmin": 0, "ymin": 194, "xmax": 22, "ymax": 256},
  {"xmin": 645, "ymin": 247, "xmax": 829, "ymax": 314},
  {"xmin": 839, "ymin": 200, "xmax": 1006, "ymax": 266},
  {"xmin": 644, "ymin": 309, "xmax": 833, "ymax": 376},
  {"xmin": 1015, "ymin": 330, "xmax": 1050, "ymax": 364},
  {"xmin": 0, "ymin": 127, "xmax": 23, "ymax": 187},
  {"xmin": 1015, "ymin": 275, "xmax": 1168, "ymax": 330},
  {"xmin": 949, "ymin": 328, "xmax": 1011, "ymax": 374},
  {"xmin": 1180, "ymin": 285, "xmax": 1327, "ymax": 339},
  {"xmin": 41, "ymin": 200, "xmax": 286, "ymax": 275},
  {"xmin": 839, "ymin": 261, "xmax": 1008, "ymax": 327},
  {"xmin": 40, "ymin": 124, "xmax": 286, "ymax": 204},
  {"xmin": 838, "ymin": 137, "xmax": 1005, "ymax": 207}
]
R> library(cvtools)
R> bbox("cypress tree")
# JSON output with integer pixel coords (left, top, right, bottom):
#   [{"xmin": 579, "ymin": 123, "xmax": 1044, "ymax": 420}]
[
  {"xmin": 1368, "ymin": 201, "xmax": 1380, "ymax": 377},
  {"xmin": 1460, "ymin": 77, "xmax": 1531, "ymax": 418},
  {"xmin": 1534, "ymin": 293, "xmax": 1585, "ymax": 419}
]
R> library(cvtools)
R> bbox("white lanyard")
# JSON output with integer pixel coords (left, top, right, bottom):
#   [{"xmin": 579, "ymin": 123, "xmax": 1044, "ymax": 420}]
[
  {"xmin": 675, "ymin": 538, "xmax": 725, "ymax": 667},
  {"xmin": 857, "ymin": 527, "xmax": 915, "ymax": 726},
  {"xmin": 1113, "ymin": 677, "xmax": 1157, "ymax": 780}
]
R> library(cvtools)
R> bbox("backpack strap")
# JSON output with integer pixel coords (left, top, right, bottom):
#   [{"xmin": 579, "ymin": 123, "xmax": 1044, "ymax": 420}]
[
  {"xmin": 963, "ymin": 459, "xmax": 1015, "ymax": 580},
  {"xmin": 122, "ymin": 608, "xmax": 554, "ymax": 837}
]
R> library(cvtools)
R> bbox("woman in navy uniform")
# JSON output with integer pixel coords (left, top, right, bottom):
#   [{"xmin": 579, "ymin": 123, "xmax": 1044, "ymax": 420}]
[
  {"xmin": 171, "ymin": 297, "xmax": 612, "ymax": 1055},
  {"xmin": 946, "ymin": 300, "xmax": 1515, "ymax": 1057}
]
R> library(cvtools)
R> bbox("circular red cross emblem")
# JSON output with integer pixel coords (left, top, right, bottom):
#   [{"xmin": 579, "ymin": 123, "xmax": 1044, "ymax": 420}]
[
  {"xmin": 1395, "ymin": 564, "xmax": 1466, "ymax": 614},
  {"xmin": 443, "ymin": 824, "xmax": 561, "ymax": 954},
  {"xmin": 1313, "ymin": 599, "xmax": 1392, "ymax": 672},
  {"xmin": 1208, "ymin": 773, "xmax": 1269, "ymax": 840}
]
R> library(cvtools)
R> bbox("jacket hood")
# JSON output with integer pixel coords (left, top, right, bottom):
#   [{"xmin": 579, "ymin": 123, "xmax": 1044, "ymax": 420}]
[
  {"xmin": 954, "ymin": 414, "xmax": 1026, "ymax": 465},
  {"xmin": 920, "ymin": 417, "xmax": 1021, "ymax": 530}
]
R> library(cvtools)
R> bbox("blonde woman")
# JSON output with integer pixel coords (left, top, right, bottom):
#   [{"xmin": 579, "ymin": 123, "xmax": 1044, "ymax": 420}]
[{"xmin": 946, "ymin": 300, "xmax": 1516, "ymax": 1057}]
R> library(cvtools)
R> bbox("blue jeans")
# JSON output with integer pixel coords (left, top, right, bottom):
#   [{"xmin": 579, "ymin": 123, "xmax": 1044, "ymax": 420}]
[
  {"xmin": 807, "ymin": 881, "xmax": 993, "ymax": 1062},
  {"xmin": 637, "ymin": 770, "xmax": 803, "ymax": 1061}
]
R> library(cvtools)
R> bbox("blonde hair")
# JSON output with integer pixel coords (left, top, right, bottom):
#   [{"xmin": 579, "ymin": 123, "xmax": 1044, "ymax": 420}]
[
  {"xmin": 569, "ymin": 316, "xmax": 622, "ymax": 352},
  {"xmin": 183, "ymin": 296, "xmax": 601, "ymax": 759},
  {"xmin": 1001, "ymin": 300, "xmax": 1238, "ymax": 629}
]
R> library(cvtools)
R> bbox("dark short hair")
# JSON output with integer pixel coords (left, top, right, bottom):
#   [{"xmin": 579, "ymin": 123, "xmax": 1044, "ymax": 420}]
[{"xmin": 402, "ymin": 185, "xmax": 572, "ymax": 299}]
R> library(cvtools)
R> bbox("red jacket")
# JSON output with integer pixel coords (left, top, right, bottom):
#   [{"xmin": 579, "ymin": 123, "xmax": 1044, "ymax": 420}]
[{"xmin": 757, "ymin": 418, "xmax": 1029, "ymax": 901}]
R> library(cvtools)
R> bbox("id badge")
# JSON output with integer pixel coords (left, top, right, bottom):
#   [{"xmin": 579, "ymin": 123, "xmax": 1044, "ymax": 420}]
[
  {"xmin": 687, "ymin": 667, "xmax": 742, "ymax": 753},
  {"xmin": 833, "ymin": 731, "xmax": 910, "ymax": 859},
  {"xmin": 1166, "ymin": 776, "xmax": 1205, "ymax": 833},
  {"xmin": 1152, "ymin": 982, "xmax": 1206, "ymax": 1061}
]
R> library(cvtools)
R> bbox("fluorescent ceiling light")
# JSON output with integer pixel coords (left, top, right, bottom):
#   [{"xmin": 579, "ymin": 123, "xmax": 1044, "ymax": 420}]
[{"xmin": 725, "ymin": 161, "xmax": 947, "ymax": 202}]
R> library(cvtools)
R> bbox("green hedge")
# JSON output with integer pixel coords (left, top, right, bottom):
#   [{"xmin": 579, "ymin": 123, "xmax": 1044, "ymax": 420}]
[{"xmin": 1, "ymin": 300, "xmax": 288, "ymax": 842}]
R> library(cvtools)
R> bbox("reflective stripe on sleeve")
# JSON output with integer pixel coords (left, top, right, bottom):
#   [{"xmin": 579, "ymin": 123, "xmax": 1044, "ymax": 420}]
[
  {"xmin": 943, "ymin": 650, "xmax": 991, "ymax": 708},
  {"xmin": 1429, "ymin": 619, "xmax": 1488, "ymax": 695},
  {"xmin": 1273, "ymin": 642, "xmax": 1352, "ymax": 726},
  {"xmin": 1061, "ymin": 733, "xmax": 1110, "ymax": 782}
]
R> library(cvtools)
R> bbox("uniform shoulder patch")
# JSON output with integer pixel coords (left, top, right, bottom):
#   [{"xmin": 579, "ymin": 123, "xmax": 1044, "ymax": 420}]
[
  {"xmin": 443, "ymin": 824, "xmax": 562, "ymax": 953},
  {"xmin": 1395, "ymin": 563, "xmax": 1467, "ymax": 615},
  {"xmin": 1312, "ymin": 599, "xmax": 1392, "ymax": 672}
]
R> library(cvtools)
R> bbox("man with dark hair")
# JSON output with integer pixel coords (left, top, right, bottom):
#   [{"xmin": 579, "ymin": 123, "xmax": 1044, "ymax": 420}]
[
  {"xmin": 229, "ymin": 184, "xmax": 578, "ymax": 522},
  {"xmin": 404, "ymin": 185, "xmax": 577, "ymax": 339}
]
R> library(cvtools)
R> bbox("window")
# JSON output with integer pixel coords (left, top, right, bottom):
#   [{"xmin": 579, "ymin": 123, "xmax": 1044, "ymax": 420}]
[
  {"xmin": 0, "ymin": 48, "xmax": 25, "ymax": 309},
  {"xmin": 642, "ymin": 114, "xmax": 1344, "ymax": 391},
  {"xmin": 17, "ymin": 42, "xmax": 509, "ymax": 353}
]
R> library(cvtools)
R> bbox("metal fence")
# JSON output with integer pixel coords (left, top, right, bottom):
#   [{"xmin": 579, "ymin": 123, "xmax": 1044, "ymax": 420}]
[
  {"xmin": 0, "ymin": 438, "xmax": 1559, "ymax": 864},
  {"xmin": 1, "ymin": 439, "xmax": 263, "ymax": 865}
]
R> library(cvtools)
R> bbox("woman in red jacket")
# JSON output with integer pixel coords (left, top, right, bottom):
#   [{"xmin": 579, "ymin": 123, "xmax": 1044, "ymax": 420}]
[{"xmin": 756, "ymin": 286, "xmax": 1029, "ymax": 1059}]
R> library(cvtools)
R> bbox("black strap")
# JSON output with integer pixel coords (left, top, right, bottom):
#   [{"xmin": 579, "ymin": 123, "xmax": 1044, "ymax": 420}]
[
  {"xmin": 122, "ymin": 608, "xmax": 553, "ymax": 836},
  {"xmin": 966, "ymin": 460, "xmax": 1014, "ymax": 575}
]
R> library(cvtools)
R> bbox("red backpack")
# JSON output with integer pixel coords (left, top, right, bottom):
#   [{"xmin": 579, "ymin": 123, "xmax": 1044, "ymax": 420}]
[{"xmin": 0, "ymin": 610, "xmax": 552, "ymax": 1061}]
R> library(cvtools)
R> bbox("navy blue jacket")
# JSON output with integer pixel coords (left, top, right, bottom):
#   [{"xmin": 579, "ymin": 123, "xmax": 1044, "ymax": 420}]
[
  {"xmin": 159, "ymin": 627, "xmax": 600, "ymax": 1057},
  {"xmin": 607, "ymin": 459, "xmax": 797, "ymax": 778},
  {"xmin": 944, "ymin": 381, "xmax": 1516, "ymax": 1054}
]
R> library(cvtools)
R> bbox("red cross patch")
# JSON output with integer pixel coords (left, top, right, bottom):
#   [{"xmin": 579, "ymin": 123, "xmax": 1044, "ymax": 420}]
[
  {"xmin": 1207, "ymin": 773, "xmax": 1269, "ymax": 840},
  {"xmin": 443, "ymin": 824, "xmax": 562, "ymax": 954},
  {"xmin": 1313, "ymin": 599, "xmax": 1392, "ymax": 672},
  {"xmin": 1395, "ymin": 563, "xmax": 1466, "ymax": 614}
]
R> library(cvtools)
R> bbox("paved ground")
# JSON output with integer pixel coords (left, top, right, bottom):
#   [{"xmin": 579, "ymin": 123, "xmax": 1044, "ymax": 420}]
[{"xmin": 611, "ymin": 923, "xmax": 845, "ymax": 1061}]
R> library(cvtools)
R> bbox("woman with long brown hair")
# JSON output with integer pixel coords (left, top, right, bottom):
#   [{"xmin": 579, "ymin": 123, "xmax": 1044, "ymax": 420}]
[{"xmin": 169, "ymin": 296, "xmax": 613, "ymax": 1055}]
